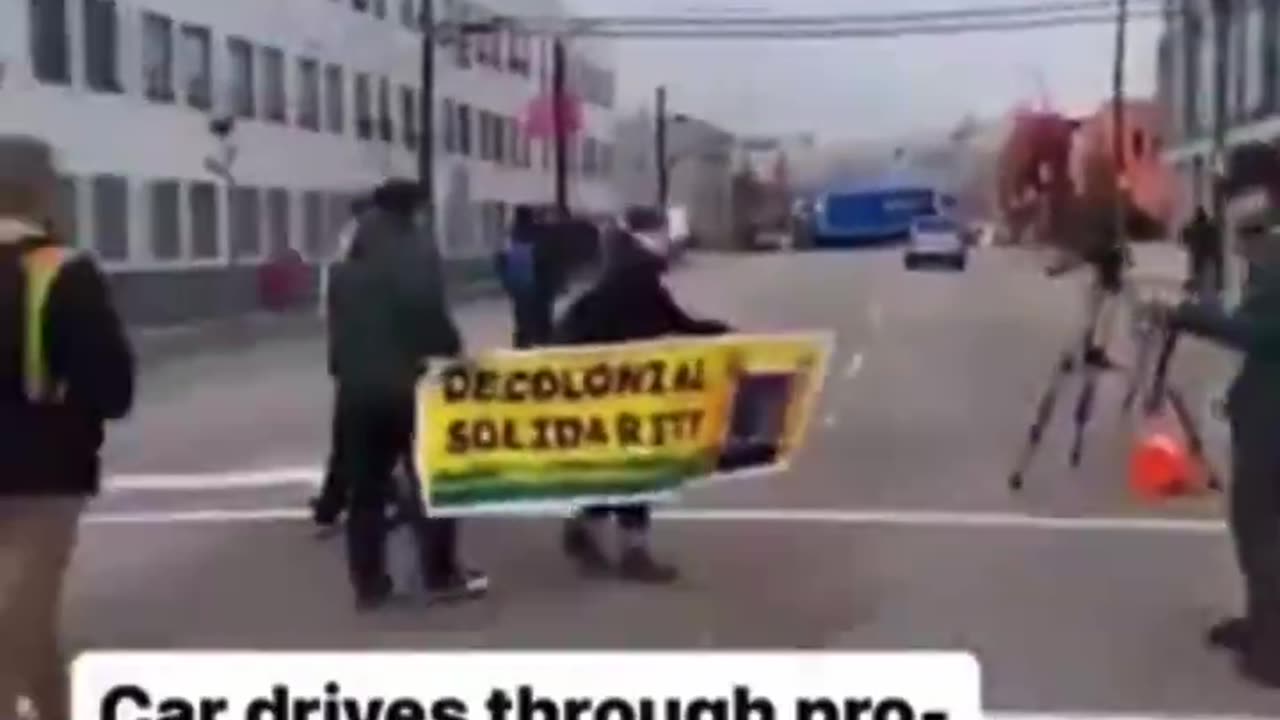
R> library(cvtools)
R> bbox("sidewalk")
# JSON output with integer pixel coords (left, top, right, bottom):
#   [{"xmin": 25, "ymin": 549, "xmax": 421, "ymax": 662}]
[{"xmin": 131, "ymin": 276, "xmax": 503, "ymax": 369}]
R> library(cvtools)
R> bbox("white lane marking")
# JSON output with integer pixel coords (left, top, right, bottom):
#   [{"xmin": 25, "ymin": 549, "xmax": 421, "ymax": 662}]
[
  {"xmin": 868, "ymin": 303, "xmax": 883, "ymax": 330},
  {"xmin": 845, "ymin": 352, "xmax": 864, "ymax": 379},
  {"xmin": 83, "ymin": 504, "xmax": 1228, "ymax": 535},
  {"xmin": 107, "ymin": 467, "xmax": 323, "ymax": 491}
]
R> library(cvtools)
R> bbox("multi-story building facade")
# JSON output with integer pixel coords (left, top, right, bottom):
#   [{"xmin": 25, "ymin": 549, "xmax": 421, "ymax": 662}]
[
  {"xmin": 613, "ymin": 110, "xmax": 736, "ymax": 249},
  {"xmin": 0, "ymin": 0, "xmax": 619, "ymax": 325},
  {"xmin": 1160, "ymin": 0, "xmax": 1279, "ymax": 218}
]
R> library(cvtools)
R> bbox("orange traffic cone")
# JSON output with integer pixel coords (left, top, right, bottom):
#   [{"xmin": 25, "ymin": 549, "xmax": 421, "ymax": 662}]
[{"xmin": 1129, "ymin": 428, "xmax": 1197, "ymax": 500}]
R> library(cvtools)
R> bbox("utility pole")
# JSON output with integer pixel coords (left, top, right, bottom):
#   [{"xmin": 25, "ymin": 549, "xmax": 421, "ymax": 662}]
[
  {"xmin": 656, "ymin": 85, "xmax": 669, "ymax": 209},
  {"xmin": 551, "ymin": 36, "xmax": 568, "ymax": 218},
  {"xmin": 1210, "ymin": 0, "xmax": 1230, "ymax": 295},
  {"xmin": 419, "ymin": 0, "xmax": 436, "ymax": 236},
  {"xmin": 1110, "ymin": 0, "xmax": 1128, "ymax": 248}
]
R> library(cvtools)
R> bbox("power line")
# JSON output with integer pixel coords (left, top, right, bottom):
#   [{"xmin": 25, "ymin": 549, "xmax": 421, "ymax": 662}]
[
  {"xmin": 505, "ymin": 0, "xmax": 1164, "ymax": 29},
  {"xmin": 533, "ymin": 10, "xmax": 1167, "ymax": 40}
]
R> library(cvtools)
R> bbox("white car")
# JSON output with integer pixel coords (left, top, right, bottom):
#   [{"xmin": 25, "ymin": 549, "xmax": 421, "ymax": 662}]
[{"xmin": 904, "ymin": 216, "xmax": 967, "ymax": 271}]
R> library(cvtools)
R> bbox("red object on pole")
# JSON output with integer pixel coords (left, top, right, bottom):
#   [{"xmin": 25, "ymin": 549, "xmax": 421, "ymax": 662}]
[{"xmin": 523, "ymin": 90, "xmax": 583, "ymax": 140}]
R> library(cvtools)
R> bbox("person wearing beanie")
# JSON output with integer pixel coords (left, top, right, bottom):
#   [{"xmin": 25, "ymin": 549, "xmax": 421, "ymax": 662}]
[
  {"xmin": 327, "ymin": 178, "xmax": 487, "ymax": 609},
  {"xmin": 551, "ymin": 205, "xmax": 731, "ymax": 582}
]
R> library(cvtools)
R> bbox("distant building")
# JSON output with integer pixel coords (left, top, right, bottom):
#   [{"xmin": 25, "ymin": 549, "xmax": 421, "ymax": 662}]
[
  {"xmin": 613, "ymin": 110, "xmax": 735, "ymax": 249},
  {"xmin": 1, "ymin": 0, "xmax": 621, "ymax": 325}
]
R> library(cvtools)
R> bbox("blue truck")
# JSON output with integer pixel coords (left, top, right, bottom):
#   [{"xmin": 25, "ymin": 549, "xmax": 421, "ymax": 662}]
[{"xmin": 807, "ymin": 178, "xmax": 956, "ymax": 249}]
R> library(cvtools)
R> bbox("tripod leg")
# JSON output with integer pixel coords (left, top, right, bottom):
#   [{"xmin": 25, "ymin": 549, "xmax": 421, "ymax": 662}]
[
  {"xmin": 1008, "ymin": 352, "xmax": 1072, "ymax": 491},
  {"xmin": 1070, "ymin": 366, "xmax": 1098, "ymax": 467},
  {"xmin": 1164, "ymin": 386, "xmax": 1223, "ymax": 491}
]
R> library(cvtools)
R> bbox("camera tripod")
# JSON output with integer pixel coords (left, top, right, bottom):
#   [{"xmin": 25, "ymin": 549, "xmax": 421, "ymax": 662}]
[{"xmin": 1006, "ymin": 268, "xmax": 1222, "ymax": 492}]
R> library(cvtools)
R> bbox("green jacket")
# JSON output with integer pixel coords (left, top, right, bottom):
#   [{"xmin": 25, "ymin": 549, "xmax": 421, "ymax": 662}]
[
  {"xmin": 1173, "ymin": 265, "xmax": 1280, "ymax": 423},
  {"xmin": 327, "ymin": 210, "xmax": 461, "ymax": 398}
]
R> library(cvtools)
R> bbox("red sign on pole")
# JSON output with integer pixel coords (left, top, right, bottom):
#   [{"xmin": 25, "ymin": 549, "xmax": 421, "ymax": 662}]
[{"xmin": 523, "ymin": 91, "xmax": 584, "ymax": 140}]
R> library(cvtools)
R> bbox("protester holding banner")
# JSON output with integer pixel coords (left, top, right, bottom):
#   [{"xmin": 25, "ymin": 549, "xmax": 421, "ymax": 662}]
[
  {"xmin": 497, "ymin": 205, "xmax": 554, "ymax": 348},
  {"xmin": 553, "ymin": 206, "xmax": 731, "ymax": 582},
  {"xmin": 328, "ymin": 179, "xmax": 487, "ymax": 609}
]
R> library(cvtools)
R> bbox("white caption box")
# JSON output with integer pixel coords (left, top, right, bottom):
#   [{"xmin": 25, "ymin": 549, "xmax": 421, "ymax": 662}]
[{"xmin": 73, "ymin": 651, "xmax": 980, "ymax": 720}]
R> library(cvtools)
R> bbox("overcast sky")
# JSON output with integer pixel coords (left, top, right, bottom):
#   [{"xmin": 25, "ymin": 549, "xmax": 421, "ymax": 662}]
[{"xmin": 565, "ymin": 0, "xmax": 1161, "ymax": 143}]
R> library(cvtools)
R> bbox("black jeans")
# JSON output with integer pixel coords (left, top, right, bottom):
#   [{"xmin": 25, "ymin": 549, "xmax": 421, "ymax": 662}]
[
  {"xmin": 578, "ymin": 504, "xmax": 650, "ymax": 531},
  {"xmin": 314, "ymin": 389, "xmax": 350, "ymax": 518},
  {"xmin": 512, "ymin": 293, "xmax": 553, "ymax": 349},
  {"xmin": 1228, "ymin": 403, "xmax": 1280, "ymax": 661},
  {"xmin": 337, "ymin": 386, "xmax": 460, "ymax": 594}
]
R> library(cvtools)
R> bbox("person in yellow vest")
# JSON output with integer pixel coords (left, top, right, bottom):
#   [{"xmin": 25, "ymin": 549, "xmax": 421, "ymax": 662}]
[{"xmin": 0, "ymin": 136, "xmax": 135, "ymax": 720}]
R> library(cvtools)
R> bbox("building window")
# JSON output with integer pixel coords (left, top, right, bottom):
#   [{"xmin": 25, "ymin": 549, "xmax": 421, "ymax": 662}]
[
  {"xmin": 90, "ymin": 174, "xmax": 128, "ymax": 262},
  {"xmin": 1266, "ymin": 0, "xmax": 1280, "ymax": 113},
  {"xmin": 54, "ymin": 175, "xmax": 78, "ymax": 246},
  {"xmin": 230, "ymin": 186, "xmax": 262, "ymax": 258},
  {"xmin": 443, "ymin": 98, "xmax": 457, "ymax": 152},
  {"xmin": 457, "ymin": 103, "xmax": 472, "ymax": 156},
  {"xmin": 189, "ymin": 182, "xmax": 220, "ymax": 259},
  {"xmin": 297, "ymin": 58, "xmax": 321, "ymax": 130},
  {"xmin": 141, "ymin": 12, "xmax": 174, "ymax": 103},
  {"xmin": 377, "ymin": 76, "xmax": 393, "ymax": 142},
  {"xmin": 373, "ymin": 0, "xmax": 387, "ymax": 20},
  {"xmin": 149, "ymin": 179, "xmax": 181, "ymax": 260},
  {"xmin": 353, "ymin": 0, "xmax": 369, "ymax": 12},
  {"xmin": 179, "ymin": 24, "xmax": 212, "ymax": 109},
  {"xmin": 521, "ymin": 133, "xmax": 532, "ymax": 169},
  {"xmin": 400, "ymin": 0, "xmax": 417, "ymax": 29},
  {"xmin": 325, "ymin": 64, "xmax": 345, "ymax": 134},
  {"xmin": 84, "ymin": 0, "xmax": 121, "ymax": 93},
  {"xmin": 266, "ymin": 188, "xmax": 291, "ymax": 256},
  {"xmin": 355, "ymin": 73, "xmax": 373, "ymax": 139},
  {"xmin": 228, "ymin": 37, "xmax": 255, "ymax": 118},
  {"xmin": 303, "ymin": 190, "xmax": 326, "ymax": 258},
  {"xmin": 29, "ymin": 0, "xmax": 70, "ymax": 84},
  {"xmin": 262, "ymin": 47, "xmax": 287, "ymax": 123},
  {"xmin": 454, "ymin": 4, "xmax": 472, "ymax": 68},
  {"xmin": 401, "ymin": 86, "xmax": 419, "ymax": 149}
]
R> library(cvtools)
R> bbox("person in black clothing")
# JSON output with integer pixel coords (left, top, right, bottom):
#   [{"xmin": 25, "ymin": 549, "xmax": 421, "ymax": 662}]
[
  {"xmin": 312, "ymin": 195, "xmax": 373, "ymax": 529},
  {"xmin": 0, "ymin": 135, "xmax": 135, "ymax": 720},
  {"xmin": 497, "ymin": 205, "xmax": 554, "ymax": 348},
  {"xmin": 555, "ymin": 206, "xmax": 730, "ymax": 582},
  {"xmin": 328, "ymin": 179, "xmax": 487, "ymax": 609},
  {"xmin": 1181, "ymin": 205, "xmax": 1222, "ymax": 301}
]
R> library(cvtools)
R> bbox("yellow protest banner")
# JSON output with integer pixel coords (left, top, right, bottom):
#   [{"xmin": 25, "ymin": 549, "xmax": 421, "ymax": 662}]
[{"xmin": 413, "ymin": 332, "xmax": 831, "ymax": 513}]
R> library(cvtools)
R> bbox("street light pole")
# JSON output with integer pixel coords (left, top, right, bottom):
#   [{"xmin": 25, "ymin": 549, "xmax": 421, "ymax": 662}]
[
  {"xmin": 1210, "ymin": 0, "xmax": 1231, "ymax": 295},
  {"xmin": 1110, "ymin": 0, "xmax": 1128, "ymax": 249},
  {"xmin": 656, "ymin": 85, "xmax": 668, "ymax": 209},
  {"xmin": 552, "ymin": 36, "xmax": 569, "ymax": 218},
  {"xmin": 419, "ymin": 0, "xmax": 436, "ymax": 236}
]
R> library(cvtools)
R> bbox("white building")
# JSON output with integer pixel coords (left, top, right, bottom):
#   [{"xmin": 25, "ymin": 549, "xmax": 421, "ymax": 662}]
[
  {"xmin": 613, "ymin": 110, "xmax": 735, "ymax": 249},
  {"xmin": 1158, "ymin": 0, "xmax": 1280, "ymax": 305},
  {"xmin": 0, "ymin": 0, "xmax": 620, "ymax": 325}
]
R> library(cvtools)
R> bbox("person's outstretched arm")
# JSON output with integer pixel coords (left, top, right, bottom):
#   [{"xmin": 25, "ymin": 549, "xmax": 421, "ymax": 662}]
[{"xmin": 1172, "ymin": 300, "xmax": 1280, "ymax": 360}]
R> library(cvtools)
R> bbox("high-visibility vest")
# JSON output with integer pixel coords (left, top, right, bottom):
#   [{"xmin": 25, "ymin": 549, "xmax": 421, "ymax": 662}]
[{"xmin": 21, "ymin": 245, "xmax": 73, "ymax": 403}]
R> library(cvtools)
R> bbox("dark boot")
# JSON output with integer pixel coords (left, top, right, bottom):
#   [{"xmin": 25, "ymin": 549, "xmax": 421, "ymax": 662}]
[
  {"xmin": 346, "ymin": 510, "xmax": 392, "ymax": 609},
  {"xmin": 562, "ymin": 517, "xmax": 611, "ymax": 577},
  {"xmin": 1207, "ymin": 617, "xmax": 1251, "ymax": 652},
  {"xmin": 617, "ymin": 546, "xmax": 678, "ymax": 584}
]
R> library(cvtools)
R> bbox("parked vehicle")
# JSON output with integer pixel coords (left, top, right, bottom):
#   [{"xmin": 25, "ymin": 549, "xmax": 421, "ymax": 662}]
[{"xmin": 904, "ymin": 216, "xmax": 968, "ymax": 271}]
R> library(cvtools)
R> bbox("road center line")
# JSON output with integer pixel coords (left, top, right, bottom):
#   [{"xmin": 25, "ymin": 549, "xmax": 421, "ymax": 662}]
[
  {"xmin": 845, "ymin": 352, "xmax": 864, "ymax": 379},
  {"xmin": 82, "ymin": 502, "xmax": 1229, "ymax": 535}
]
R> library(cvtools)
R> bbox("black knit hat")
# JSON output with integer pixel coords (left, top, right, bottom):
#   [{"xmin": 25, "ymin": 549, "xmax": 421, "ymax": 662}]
[{"xmin": 371, "ymin": 178, "xmax": 424, "ymax": 216}]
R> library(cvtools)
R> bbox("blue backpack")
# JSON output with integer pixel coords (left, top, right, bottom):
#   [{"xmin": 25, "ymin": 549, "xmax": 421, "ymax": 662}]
[{"xmin": 504, "ymin": 241, "xmax": 536, "ymax": 293}]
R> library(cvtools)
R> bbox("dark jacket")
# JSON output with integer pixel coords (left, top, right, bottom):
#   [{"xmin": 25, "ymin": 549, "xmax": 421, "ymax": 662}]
[
  {"xmin": 327, "ymin": 209, "xmax": 461, "ymax": 398},
  {"xmin": 1173, "ymin": 267, "xmax": 1280, "ymax": 426},
  {"xmin": 0, "ymin": 232, "xmax": 135, "ymax": 496},
  {"xmin": 554, "ymin": 235, "xmax": 729, "ymax": 345}
]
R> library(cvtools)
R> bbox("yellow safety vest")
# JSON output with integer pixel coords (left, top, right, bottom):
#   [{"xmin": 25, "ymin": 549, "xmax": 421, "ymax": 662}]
[{"xmin": 21, "ymin": 245, "xmax": 73, "ymax": 403}]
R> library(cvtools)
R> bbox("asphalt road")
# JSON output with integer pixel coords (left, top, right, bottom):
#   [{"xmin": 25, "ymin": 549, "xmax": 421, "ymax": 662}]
[{"xmin": 70, "ymin": 247, "xmax": 1276, "ymax": 717}]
